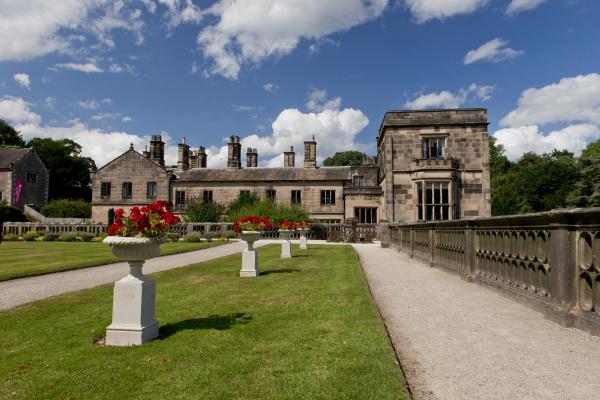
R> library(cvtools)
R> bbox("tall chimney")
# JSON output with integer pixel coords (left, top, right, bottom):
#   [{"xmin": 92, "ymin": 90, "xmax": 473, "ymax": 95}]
[
  {"xmin": 304, "ymin": 135, "xmax": 317, "ymax": 168},
  {"xmin": 149, "ymin": 135, "xmax": 165, "ymax": 166},
  {"xmin": 284, "ymin": 146, "xmax": 295, "ymax": 168},
  {"xmin": 198, "ymin": 146, "xmax": 207, "ymax": 168},
  {"xmin": 177, "ymin": 137, "xmax": 190, "ymax": 170},
  {"xmin": 227, "ymin": 135, "xmax": 242, "ymax": 169},
  {"xmin": 143, "ymin": 145, "xmax": 150, "ymax": 159},
  {"xmin": 246, "ymin": 147, "xmax": 258, "ymax": 168}
]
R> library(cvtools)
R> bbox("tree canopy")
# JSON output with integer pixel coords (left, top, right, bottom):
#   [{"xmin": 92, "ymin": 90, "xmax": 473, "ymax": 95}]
[
  {"xmin": 323, "ymin": 151, "xmax": 366, "ymax": 167},
  {"xmin": 0, "ymin": 119, "xmax": 25, "ymax": 147},
  {"xmin": 27, "ymin": 138, "xmax": 96, "ymax": 201}
]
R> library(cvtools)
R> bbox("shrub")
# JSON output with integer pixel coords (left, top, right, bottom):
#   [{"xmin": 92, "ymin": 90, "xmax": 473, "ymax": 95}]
[
  {"xmin": 3, "ymin": 233, "xmax": 19, "ymax": 241},
  {"xmin": 0, "ymin": 204, "xmax": 27, "ymax": 224},
  {"xmin": 227, "ymin": 192, "xmax": 260, "ymax": 216},
  {"xmin": 227, "ymin": 196, "xmax": 308, "ymax": 224},
  {"xmin": 43, "ymin": 232, "xmax": 61, "ymax": 241},
  {"xmin": 78, "ymin": 232, "xmax": 95, "ymax": 242},
  {"xmin": 166, "ymin": 233, "xmax": 181, "ymax": 242},
  {"xmin": 41, "ymin": 199, "xmax": 91, "ymax": 219},
  {"xmin": 22, "ymin": 230, "xmax": 40, "ymax": 241},
  {"xmin": 99, "ymin": 232, "xmax": 108, "ymax": 239},
  {"xmin": 221, "ymin": 231, "xmax": 237, "ymax": 242},
  {"xmin": 183, "ymin": 198, "xmax": 226, "ymax": 223},
  {"xmin": 60, "ymin": 233, "xmax": 78, "ymax": 242},
  {"xmin": 183, "ymin": 234, "xmax": 201, "ymax": 243},
  {"xmin": 203, "ymin": 231, "xmax": 216, "ymax": 242}
]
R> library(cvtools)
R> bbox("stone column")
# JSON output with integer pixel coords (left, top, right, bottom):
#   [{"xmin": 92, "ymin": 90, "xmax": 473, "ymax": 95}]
[
  {"xmin": 280, "ymin": 231, "xmax": 292, "ymax": 258},
  {"xmin": 106, "ymin": 261, "xmax": 159, "ymax": 346},
  {"xmin": 547, "ymin": 223, "xmax": 576, "ymax": 325},
  {"xmin": 240, "ymin": 233, "xmax": 260, "ymax": 277},
  {"xmin": 299, "ymin": 231, "xmax": 308, "ymax": 250}
]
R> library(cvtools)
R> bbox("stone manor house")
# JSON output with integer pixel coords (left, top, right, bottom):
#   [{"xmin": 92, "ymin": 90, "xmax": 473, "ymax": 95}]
[
  {"xmin": 0, "ymin": 147, "xmax": 49, "ymax": 209},
  {"xmin": 90, "ymin": 108, "xmax": 491, "ymax": 224}
]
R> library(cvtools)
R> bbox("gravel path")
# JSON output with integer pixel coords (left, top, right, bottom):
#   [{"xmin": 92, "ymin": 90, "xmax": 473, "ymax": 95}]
[{"xmin": 353, "ymin": 244, "xmax": 600, "ymax": 400}]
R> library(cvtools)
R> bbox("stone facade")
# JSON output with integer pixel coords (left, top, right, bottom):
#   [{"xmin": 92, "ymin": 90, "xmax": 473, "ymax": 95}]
[
  {"xmin": 0, "ymin": 147, "xmax": 49, "ymax": 208},
  {"xmin": 377, "ymin": 108, "xmax": 491, "ymax": 223},
  {"xmin": 90, "ymin": 145, "xmax": 172, "ymax": 223},
  {"xmin": 90, "ymin": 108, "xmax": 491, "ymax": 224}
]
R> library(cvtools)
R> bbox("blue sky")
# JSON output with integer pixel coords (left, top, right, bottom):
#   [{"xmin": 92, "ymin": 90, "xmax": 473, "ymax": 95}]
[{"xmin": 1, "ymin": 0, "xmax": 599, "ymax": 167}]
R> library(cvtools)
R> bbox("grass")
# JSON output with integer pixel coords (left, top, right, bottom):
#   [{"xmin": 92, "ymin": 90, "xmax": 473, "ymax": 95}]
[
  {"xmin": 0, "ymin": 240, "xmax": 227, "ymax": 281},
  {"xmin": 0, "ymin": 244, "xmax": 408, "ymax": 399}
]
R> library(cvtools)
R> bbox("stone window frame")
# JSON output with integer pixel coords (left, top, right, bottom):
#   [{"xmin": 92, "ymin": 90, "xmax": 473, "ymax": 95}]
[
  {"xmin": 291, "ymin": 190, "xmax": 301, "ymax": 205},
  {"xmin": 420, "ymin": 132, "xmax": 449, "ymax": 160},
  {"xmin": 320, "ymin": 190, "xmax": 336, "ymax": 206},
  {"xmin": 26, "ymin": 172, "xmax": 37, "ymax": 183},
  {"xmin": 122, "ymin": 182, "xmax": 133, "ymax": 199},
  {"xmin": 353, "ymin": 175, "xmax": 365, "ymax": 187},
  {"xmin": 146, "ymin": 182, "xmax": 157, "ymax": 199},
  {"xmin": 355, "ymin": 207, "xmax": 377, "ymax": 223},
  {"xmin": 414, "ymin": 179, "xmax": 454, "ymax": 222},
  {"xmin": 100, "ymin": 182, "xmax": 111, "ymax": 199},
  {"xmin": 203, "ymin": 190, "xmax": 213, "ymax": 203},
  {"xmin": 175, "ymin": 190, "xmax": 186, "ymax": 206},
  {"xmin": 266, "ymin": 189, "xmax": 276, "ymax": 202}
]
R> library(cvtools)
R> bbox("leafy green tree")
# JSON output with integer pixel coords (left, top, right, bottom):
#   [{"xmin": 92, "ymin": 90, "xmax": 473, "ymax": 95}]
[
  {"xmin": 0, "ymin": 119, "xmax": 25, "ymax": 147},
  {"xmin": 183, "ymin": 197, "xmax": 226, "ymax": 222},
  {"xmin": 226, "ymin": 192, "xmax": 308, "ymax": 223},
  {"xmin": 323, "ymin": 151, "xmax": 366, "ymax": 166},
  {"xmin": 580, "ymin": 138, "xmax": 600, "ymax": 158},
  {"xmin": 567, "ymin": 140, "xmax": 600, "ymax": 208},
  {"xmin": 27, "ymin": 138, "xmax": 96, "ymax": 200}
]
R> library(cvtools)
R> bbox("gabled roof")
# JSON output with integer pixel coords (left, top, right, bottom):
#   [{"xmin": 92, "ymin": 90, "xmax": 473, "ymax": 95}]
[
  {"xmin": 94, "ymin": 148, "xmax": 167, "ymax": 173},
  {"xmin": 177, "ymin": 166, "xmax": 352, "ymax": 182},
  {"xmin": 0, "ymin": 147, "xmax": 32, "ymax": 169}
]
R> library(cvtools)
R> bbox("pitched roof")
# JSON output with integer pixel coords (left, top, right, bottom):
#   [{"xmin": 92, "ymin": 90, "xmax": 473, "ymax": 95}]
[
  {"xmin": 0, "ymin": 147, "xmax": 32, "ymax": 169},
  {"xmin": 177, "ymin": 166, "xmax": 352, "ymax": 182}
]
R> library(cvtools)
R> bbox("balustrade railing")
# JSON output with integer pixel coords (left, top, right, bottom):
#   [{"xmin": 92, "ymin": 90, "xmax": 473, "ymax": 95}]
[{"xmin": 380, "ymin": 208, "xmax": 600, "ymax": 337}]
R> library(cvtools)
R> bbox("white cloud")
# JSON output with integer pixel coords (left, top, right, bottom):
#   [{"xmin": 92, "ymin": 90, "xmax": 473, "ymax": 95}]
[
  {"xmin": 78, "ymin": 98, "xmax": 111, "ymax": 109},
  {"xmin": 92, "ymin": 112, "xmax": 121, "ymax": 121},
  {"xmin": 197, "ymin": 0, "xmax": 388, "ymax": 79},
  {"xmin": 464, "ymin": 38, "xmax": 524, "ymax": 65},
  {"xmin": 263, "ymin": 83, "xmax": 278, "ymax": 92},
  {"xmin": 0, "ymin": 1, "xmax": 147, "ymax": 61},
  {"xmin": 13, "ymin": 73, "xmax": 31, "ymax": 89},
  {"xmin": 122, "ymin": 116, "xmax": 133, "ymax": 122},
  {"xmin": 494, "ymin": 124, "xmax": 600, "ymax": 161},
  {"xmin": 306, "ymin": 88, "xmax": 342, "ymax": 112},
  {"xmin": 157, "ymin": 0, "xmax": 202, "ymax": 29},
  {"xmin": 0, "ymin": 95, "xmax": 177, "ymax": 166},
  {"xmin": 495, "ymin": 73, "xmax": 600, "ymax": 160},
  {"xmin": 55, "ymin": 62, "xmax": 104, "ymax": 73},
  {"xmin": 405, "ymin": 83, "xmax": 494, "ymax": 109},
  {"xmin": 405, "ymin": 0, "xmax": 489, "ymax": 23},
  {"xmin": 500, "ymin": 73, "xmax": 600, "ymax": 127},
  {"xmin": 506, "ymin": 0, "xmax": 546, "ymax": 15},
  {"xmin": 205, "ymin": 92, "xmax": 371, "ymax": 168}
]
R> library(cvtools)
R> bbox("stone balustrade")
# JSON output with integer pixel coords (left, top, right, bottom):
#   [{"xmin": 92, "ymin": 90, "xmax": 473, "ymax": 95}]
[{"xmin": 380, "ymin": 208, "xmax": 600, "ymax": 337}]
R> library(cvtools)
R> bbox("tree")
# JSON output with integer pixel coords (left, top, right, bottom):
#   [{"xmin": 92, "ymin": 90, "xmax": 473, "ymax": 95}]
[
  {"xmin": 567, "ymin": 140, "xmax": 600, "ymax": 208},
  {"xmin": 0, "ymin": 119, "xmax": 25, "ymax": 147},
  {"xmin": 580, "ymin": 138, "xmax": 600, "ymax": 158},
  {"xmin": 27, "ymin": 138, "xmax": 96, "ymax": 200},
  {"xmin": 323, "ymin": 151, "xmax": 366, "ymax": 166}
]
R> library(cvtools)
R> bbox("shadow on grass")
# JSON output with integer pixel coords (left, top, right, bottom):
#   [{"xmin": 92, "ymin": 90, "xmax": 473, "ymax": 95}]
[
  {"xmin": 261, "ymin": 268, "xmax": 301, "ymax": 276},
  {"xmin": 159, "ymin": 312, "xmax": 252, "ymax": 339}
]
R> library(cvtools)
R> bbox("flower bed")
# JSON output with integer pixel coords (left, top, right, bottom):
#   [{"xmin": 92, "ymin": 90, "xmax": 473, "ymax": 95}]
[{"xmin": 233, "ymin": 216, "xmax": 272, "ymax": 233}]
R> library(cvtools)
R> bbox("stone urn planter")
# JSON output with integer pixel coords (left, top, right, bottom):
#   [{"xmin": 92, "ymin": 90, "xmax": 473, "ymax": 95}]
[
  {"xmin": 279, "ymin": 230, "xmax": 293, "ymax": 259},
  {"xmin": 103, "ymin": 236, "xmax": 163, "ymax": 346},
  {"xmin": 297, "ymin": 229, "xmax": 309, "ymax": 250},
  {"xmin": 240, "ymin": 231, "xmax": 260, "ymax": 277}
]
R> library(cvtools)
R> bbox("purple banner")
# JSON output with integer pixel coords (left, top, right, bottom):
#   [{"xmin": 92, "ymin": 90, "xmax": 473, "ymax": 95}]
[{"xmin": 13, "ymin": 178, "xmax": 23, "ymax": 204}]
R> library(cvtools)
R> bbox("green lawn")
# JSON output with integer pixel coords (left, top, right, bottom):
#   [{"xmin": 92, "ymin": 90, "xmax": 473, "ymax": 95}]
[
  {"xmin": 0, "ymin": 240, "xmax": 227, "ymax": 281},
  {"xmin": 0, "ymin": 244, "xmax": 407, "ymax": 399}
]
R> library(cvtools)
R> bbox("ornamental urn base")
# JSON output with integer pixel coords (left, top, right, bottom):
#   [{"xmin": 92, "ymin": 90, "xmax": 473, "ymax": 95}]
[
  {"xmin": 240, "ymin": 231, "xmax": 260, "ymax": 277},
  {"xmin": 298, "ymin": 229, "xmax": 309, "ymax": 250},
  {"xmin": 103, "ymin": 236, "xmax": 162, "ymax": 346},
  {"xmin": 279, "ymin": 230, "xmax": 293, "ymax": 258}
]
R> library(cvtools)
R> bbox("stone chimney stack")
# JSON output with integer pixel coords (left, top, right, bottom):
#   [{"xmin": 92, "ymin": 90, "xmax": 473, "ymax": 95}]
[
  {"xmin": 189, "ymin": 149, "xmax": 198, "ymax": 168},
  {"xmin": 143, "ymin": 145, "xmax": 150, "ymax": 159},
  {"xmin": 197, "ymin": 146, "xmax": 207, "ymax": 168},
  {"xmin": 284, "ymin": 146, "xmax": 295, "ymax": 168},
  {"xmin": 177, "ymin": 137, "xmax": 190, "ymax": 170},
  {"xmin": 246, "ymin": 147, "xmax": 258, "ymax": 168},
  {"xmin": 304, "ymin": 135, "xmax": 317, "ymax": 168},
  {"xmin": 149, "ymin": 135, "xmax": 165, "ymax": 166},
  {"xmin": 227, "ymin": 135, "xmax": 242, "ymax": 169}
]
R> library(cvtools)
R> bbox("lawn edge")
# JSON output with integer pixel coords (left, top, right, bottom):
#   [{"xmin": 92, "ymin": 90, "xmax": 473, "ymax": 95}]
[{"xmin": 0, "ymin": 240, "xmax": 228, "ymax": 282}]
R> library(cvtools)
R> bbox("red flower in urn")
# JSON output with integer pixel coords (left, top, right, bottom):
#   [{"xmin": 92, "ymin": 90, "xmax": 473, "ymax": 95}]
[
  {"xmin": 233, "ymin": 216, "xmax": 272, "ymax": 233},
  {"xmin": 107, "ymin": 200, "xmax": 181, "ymax": 237},
  {"xmin": 275, "ymin": 220, "xmax": 297, "ymax": 231}
]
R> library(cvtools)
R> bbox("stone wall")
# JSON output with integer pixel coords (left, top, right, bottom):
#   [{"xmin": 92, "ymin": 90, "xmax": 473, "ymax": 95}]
[
  {"xmin": 0, "ymin": 171, "xmax": 11, "ymax": 204},
  {"xmin": 10, "ymin": 150, "xmax": 49, "ymax": 208},
  {"xmin": 91, "ymin": 149, "xmax": 171, "ymax": 223},
  {"xmin": 383, "ymin": 208, "xmax": 600, "ymax": 337}
]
